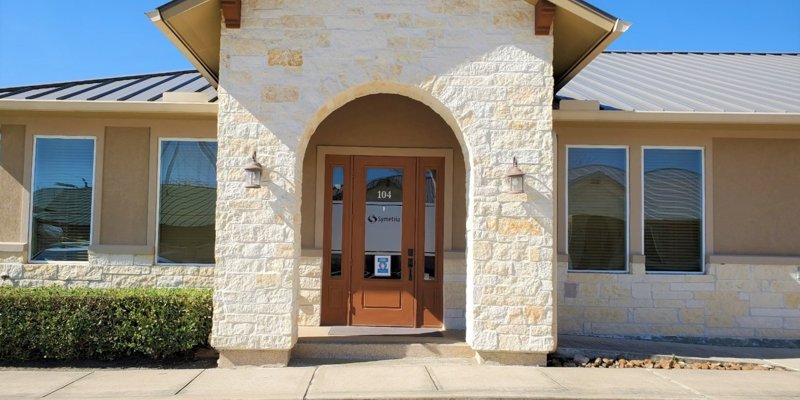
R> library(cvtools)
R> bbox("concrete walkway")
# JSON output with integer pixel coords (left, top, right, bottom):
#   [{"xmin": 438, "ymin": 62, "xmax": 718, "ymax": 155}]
[
  {"xmin": 2, "ymin": 336, "xmax": 800, "ymax": 399},
  {"xmin": 2, "ymin": 362, "xmax": 800, "ymax": 399}
]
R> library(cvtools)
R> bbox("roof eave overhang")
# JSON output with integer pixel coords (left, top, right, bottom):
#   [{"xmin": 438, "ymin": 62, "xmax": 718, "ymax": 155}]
[
  {"xmin": 554, "ymin": 110, "xmax": 800, "ymax": 125},
  {"xmin": 547, "ymin": 0, "xmax": 631, "ymax": 92},
  {"xmin": 0, "ymin": 99, "xmax": 218, "ymax": 117},
  {"xmin": 151, "ymin": 0, "xmax": 626, "ymax": 92},
  {"xmin": 147, "ymin": 0, "xmax": 221, "ymax": 88}
]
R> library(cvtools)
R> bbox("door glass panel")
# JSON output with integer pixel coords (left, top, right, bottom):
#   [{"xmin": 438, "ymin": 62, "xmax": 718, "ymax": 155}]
[
  {"xmin": 364, "ymin": 167, "xmax": 403, "ymax": 279},
  {"xmin": 423, "ymin": 169, "xmax": 437, "ymax": 280},
  {"xmin": 330, "ymin": 166, "xmax": 344, "ymax": 278}
]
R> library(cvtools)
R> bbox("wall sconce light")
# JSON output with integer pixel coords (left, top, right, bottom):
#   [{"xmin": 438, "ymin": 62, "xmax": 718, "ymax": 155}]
[
  {"xmin": 506, "ymin": 157, "xmax": 525, "ymax": 194},
  {"xmin": 244, "ymin": 152, "xmax": 263, "ymax": 189}
]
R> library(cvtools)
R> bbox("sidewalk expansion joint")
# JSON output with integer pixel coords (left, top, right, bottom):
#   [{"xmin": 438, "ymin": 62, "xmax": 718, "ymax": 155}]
[
  {"xmin": 41, "ymin": 371, "xmax": 94, "ymax": 398},
  {"xmin": 175, "ymin": 369, "xmax": 206, "ymax": 395},
  {"xmin": 648, "ymin": 369, "xmax": 711, "ymax": 400},
  {"xmin": 424, "ymin": 365, "xmax": 442, "ymax": 391},
  {"xmin": 302, "ymin": 366, "xmax": 319, "ymax": 399}
]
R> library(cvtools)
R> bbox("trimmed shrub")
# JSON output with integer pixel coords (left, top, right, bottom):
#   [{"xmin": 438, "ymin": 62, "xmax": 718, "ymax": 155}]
[{"xmin": 0, "ymin": 287, "xmax": 212, "ymax": 361}]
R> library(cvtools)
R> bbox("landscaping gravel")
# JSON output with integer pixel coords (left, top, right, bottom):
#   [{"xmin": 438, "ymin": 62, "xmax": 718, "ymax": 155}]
[{"xmin": 549, "ymin": 354, "xmax": 786, "ymax": 371}]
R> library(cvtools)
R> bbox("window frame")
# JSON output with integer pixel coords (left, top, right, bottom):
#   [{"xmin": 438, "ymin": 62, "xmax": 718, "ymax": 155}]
[
  {"xmin": 28, "ymin": 135, "xmax": 97, "ymax": 264},
  {"xmin": 640, "ymin": 146, "xmax": 706, "ymax": 275},
  {"xmin": 155, "ymin": 137, "xmax": 218, "ymax": 266},
  {"xmin": 565, "ymin": 145, "xmax": 630, "ymax": 273}
]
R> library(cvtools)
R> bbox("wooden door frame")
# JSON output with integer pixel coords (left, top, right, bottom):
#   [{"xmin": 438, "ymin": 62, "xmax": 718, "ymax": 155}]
[
  {"xmin": 319, "ymin": 152, "xmax": 449, "ymax": 328},
  {"xmin": 415, "ymin": 157, "xmax": 446, "ymax": 328},
  {"xmin": 320, "ymin": 155, "xmax": 352, "ymax": 326}
]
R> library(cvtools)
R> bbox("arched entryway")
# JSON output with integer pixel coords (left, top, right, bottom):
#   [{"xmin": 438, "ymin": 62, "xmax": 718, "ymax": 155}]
[{"xmin": 299, "ymin": 93, "xmax": 468, "ymax": 329}]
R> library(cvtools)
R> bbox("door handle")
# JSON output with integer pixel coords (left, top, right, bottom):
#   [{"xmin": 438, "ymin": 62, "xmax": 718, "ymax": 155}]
[{"xmin": 407, "ymin": 249, "xmax": 414, "ymax": 281}]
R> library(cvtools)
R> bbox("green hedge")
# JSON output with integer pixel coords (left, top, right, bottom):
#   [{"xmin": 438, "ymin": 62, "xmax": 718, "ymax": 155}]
[{"xmin": 0, "ymin": 287, "xmax": 212, "ymax": 361}]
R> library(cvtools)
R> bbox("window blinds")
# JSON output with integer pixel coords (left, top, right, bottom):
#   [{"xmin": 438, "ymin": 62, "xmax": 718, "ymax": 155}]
[
  {"xmin": 158, "ymin": 140, "xmax": 218, "ymax": 264},
  {"xmin": 567, "ymin": 147, "xmax": 627, "ymax": 271},
  {"xmin": 643, "ymin": 149, "xmax": 703, "ymax": 272},
  {"xmin": 31, "ymin": 138, "xmax": 95, "ymax": 262}
]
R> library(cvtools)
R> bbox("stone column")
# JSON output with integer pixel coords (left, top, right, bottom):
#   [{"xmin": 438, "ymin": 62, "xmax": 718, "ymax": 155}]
[
  {"xmin": 211, "ymin": 83, "xmax": 301, "ymax": 366},
  {"xmin": 431, "ymin": 48, "xmax": 556, "ymax": 366}
]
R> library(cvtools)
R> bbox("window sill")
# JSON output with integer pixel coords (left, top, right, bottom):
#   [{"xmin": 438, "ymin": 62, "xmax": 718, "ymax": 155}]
[
  {"xmin": 89, "ymin": 245, "xmax": 153, "ymax": 256},
  {"xmin": 645, "ymin": 270, "xmax": 705, "ymax": 275},
  {"xmin": 155, "ymin": 263, "xmax": 215, "ymax": 267},
  {"xmin": 566, "ymin": 268, "xmax": 629, "ymax": 274},
  {"xmin": 0, "ymin": 242, "xmax": 26, "ymax": 252},
  {"xmin": 27, "ymin": 260, "xmax": 89, "ymax": 265}
]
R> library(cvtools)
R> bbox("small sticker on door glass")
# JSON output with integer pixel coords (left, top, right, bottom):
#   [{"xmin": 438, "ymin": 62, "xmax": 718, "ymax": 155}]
[{"xmin": 374, "ymin": 255, "xmax": 391, "ymax": 277}]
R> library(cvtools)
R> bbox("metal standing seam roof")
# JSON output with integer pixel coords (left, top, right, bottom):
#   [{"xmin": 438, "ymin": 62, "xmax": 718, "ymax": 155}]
[
  {"xmin": 557, "ymin": 52, "xmax": 800, "ymax": 113},
  {"xmin": 1, "ymin": 53, "xmax": 798, "ymax": 112},
  {"xmin": 0, "ymin": 70, "xmax": 217, "ymax": 102}
]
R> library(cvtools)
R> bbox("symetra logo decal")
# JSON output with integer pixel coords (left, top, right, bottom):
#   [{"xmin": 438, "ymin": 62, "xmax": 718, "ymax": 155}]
[{"xmin": 367, "ymin": 215, "xmax": 401, "ymax": 224}]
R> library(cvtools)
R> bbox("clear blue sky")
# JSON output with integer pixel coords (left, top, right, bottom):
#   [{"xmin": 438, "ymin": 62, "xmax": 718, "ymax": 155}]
[{"xmin": 1, "ymin": 1, "xmax": 798, "ymax": 87}]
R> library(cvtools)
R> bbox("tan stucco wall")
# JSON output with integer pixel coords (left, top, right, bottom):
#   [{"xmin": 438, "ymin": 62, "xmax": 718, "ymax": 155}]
[
  {"xmin": 555, "ymin": 121, "xmax": 800, "ymax": 258},
  {"xmin": 713, "ymin": 138, "xmax": 800, "ymax": 256},
  {"xmin": 554, "ymin": 120, "xmax": 800, "ymax": 341},
  {"xmin": 0, "ymin": 124, "xmax": 25, "ymax": 243},
  {"xmin": 0, "ymin": 113, "xmax": 216, "ymax": 288},
  {"xmin": 100, "ymin": 127, "xmax": 150, "ymax": 245},
  {"xmin": 300, "ymin": 94, "xmax": 467, "ymax": 250}
]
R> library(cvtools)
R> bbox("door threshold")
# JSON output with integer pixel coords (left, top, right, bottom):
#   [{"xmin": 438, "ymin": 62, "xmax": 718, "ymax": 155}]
[{"xmin": 299, "ymin": 326, "xmax": 462, "ymax": 340}]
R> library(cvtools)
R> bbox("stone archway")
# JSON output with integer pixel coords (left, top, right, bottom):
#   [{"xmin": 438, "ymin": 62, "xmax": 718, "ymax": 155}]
[{"xmin": 296, "ymin": 92, "xmax": 470, "ymax": 331}]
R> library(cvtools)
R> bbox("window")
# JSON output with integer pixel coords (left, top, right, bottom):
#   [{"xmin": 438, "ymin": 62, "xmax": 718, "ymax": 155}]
[
  {"xmin": 643, "ymin": 148, "xmax": 704, "ymax": 272},
  {"xmin": 330, "ymin": 165, "xmax": 344, "ymax": 278},
  {"xmin": 30, "ymin": 137, "xmax": 95, "ymax": 262},
  {"xmin": 157, "ymin": 140, "xmax": 217, "ymax": 264},
  {"xmin": 567, "ymin": 147, "xmax": 628, "ymax": 271}
]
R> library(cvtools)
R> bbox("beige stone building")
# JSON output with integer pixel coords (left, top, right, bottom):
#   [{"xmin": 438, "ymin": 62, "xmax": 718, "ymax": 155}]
[{"xmin": 0, "ymin": 0, "xmax": 798, "ymax": 366}]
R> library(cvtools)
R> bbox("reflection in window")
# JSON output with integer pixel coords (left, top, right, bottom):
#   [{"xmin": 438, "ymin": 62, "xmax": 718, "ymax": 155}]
[
  {"xmin": 158, "ymin": 140, "xmax": 217, "ymax": 264},
  {"xmin": 330, "ymin": 166, "xmax": 344, "ymax": 278},
  {"xmin": 31, "ymin": 138, "xmax": 95, "ymax": 262},
  {"xmin": 568, "ymin": 147, "xmax": 627, "ymax": 271},
  {"xmin": 424, "ymin": 169, "xmax": 437, "ymax": 280},
  {"xmin": 644, "ymin": 149, "xmax": 703, "ymax": 272},
  {"xmin": 363, "ymin": 168, "xmax": 403, "ymax": 279}
]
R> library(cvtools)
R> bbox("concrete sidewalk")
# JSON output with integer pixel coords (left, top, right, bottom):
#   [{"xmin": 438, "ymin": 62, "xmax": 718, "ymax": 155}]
[
  {"xmin": 3, "ymin": 336, "xmax": 800, "ymax": 399},
  {"xmin": 2, "ymin": 361, "xmax": 800, "ymax": 400}
]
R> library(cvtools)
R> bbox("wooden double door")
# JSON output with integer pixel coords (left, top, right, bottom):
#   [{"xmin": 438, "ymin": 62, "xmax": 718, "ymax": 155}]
[{"xmin": 321, "ymin": 155, "xmax": 444, "ymax": 328}]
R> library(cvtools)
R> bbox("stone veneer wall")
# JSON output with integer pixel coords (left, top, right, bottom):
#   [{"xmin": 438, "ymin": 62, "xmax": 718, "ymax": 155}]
[
  {"xmin": 214, "ymin": 0, "xmax": 556, "ymax": 362},
  {"xmin": 0, "ymin": 251, "xmax": 213, "ymax": 288},
  {"xmin": 297, "ymin": 251, "xmax": 467, "ymax": 329},
  {"xmin": 558, "ymin": 262, "xmax": 800, "ymax": 341}
]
